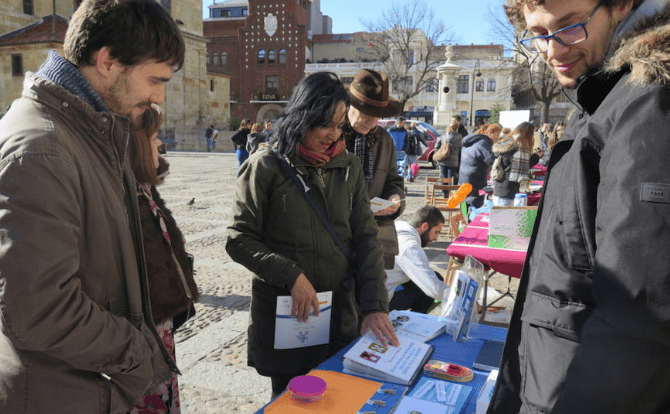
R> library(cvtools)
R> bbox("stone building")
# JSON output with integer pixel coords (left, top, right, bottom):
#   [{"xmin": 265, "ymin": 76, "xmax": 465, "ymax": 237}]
[
  {"xmin": 204, "ymin": 0, "xmax": 330, "ymax": 124},
  {"xmin": 0, "ymin": 0, "xmax": 229, "ymax": 145},
  {"xmin": 434, "ymin": 44, "xmax": 516, "ymax": 129}
]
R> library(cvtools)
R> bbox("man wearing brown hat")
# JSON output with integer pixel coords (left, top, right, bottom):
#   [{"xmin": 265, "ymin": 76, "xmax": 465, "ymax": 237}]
[{"xmin": 343, "ymin": 69, "xmax": 405, "ymax": 269}]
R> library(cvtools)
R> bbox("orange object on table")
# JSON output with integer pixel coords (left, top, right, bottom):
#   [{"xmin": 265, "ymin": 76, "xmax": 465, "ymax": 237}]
[
  {"xmin": 265, "ymin": 370, "xmax": 383, "ymax": 414},
  {"xmin": 447, "ymin": 183, "xmax": 472, "ymax": 209}
]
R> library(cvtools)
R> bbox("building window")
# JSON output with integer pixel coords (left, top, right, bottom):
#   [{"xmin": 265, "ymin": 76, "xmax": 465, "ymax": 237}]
[
  {"xmin": 23, "ymin": 0, "xmax": 33, "ymax": 14},
  {"xmin": 266, "ymin": 75, "xmax": 279, "ymax": 94},
  {"xmin": 278, "ymin": 49, "xmax": 287, "ymax": 64},
  {"xmin": 394, "ymin": 76, "xmax": 413, "ymax": 93},
  {"xmin": 160, "ymin": 0, "xmax": 171, "ymax": 13},
  {"xmin": 258, "ymin": 49, "xmax": 266, "ymax": 64},
  {"xmin": 213, "ymin": 52, "xmax": 219, "ymax": 65},
  {"xmin": 210, "ymin": 80, "xmax": 214, "ymax": 92},
  {"xmin": 11, "ymin": 54, "xmax": 23, "ymax": 77},
  {"xmin": 221, "ymin": 52, "xmax": 227, "ymax": 66},
  {"xmin": 476, "ymin": 79, "xmax": 484, "ymax": 92},
  {"xmin": 356, "ymin": 47, "xmax": 365, "ymax": 52},
  {"xmin": 206, "ymin": 53, "xmax": 211, "ymax": 65},
  {"xmin": 268, "ymin": 49, "xmax": 276, "ymax": 64},
  {"xmin": 487, "ymin": 78, "xmax": 496, "ymax": 92},
  {"xmin": 457, "ymin": 75, "xmax": 469, "ymax": 94}
]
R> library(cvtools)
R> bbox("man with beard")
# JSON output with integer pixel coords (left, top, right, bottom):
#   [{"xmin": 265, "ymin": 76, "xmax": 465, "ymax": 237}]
[
  {"xmin": 0, "ymin": 0, "xmax": 185, "ymax": 412},
  {"xmin": 384, "ymin": 206, "xmax": 446, "ymax": 314},
  {"xmin": 490, "ymin": 0, "xmax": 670, "ymax": 413}
]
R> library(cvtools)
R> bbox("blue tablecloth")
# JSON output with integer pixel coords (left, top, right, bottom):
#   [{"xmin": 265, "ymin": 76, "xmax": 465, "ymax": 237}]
[{"xmin": 256, "ymin": 322, "xmax": 507, "ymax": 413}]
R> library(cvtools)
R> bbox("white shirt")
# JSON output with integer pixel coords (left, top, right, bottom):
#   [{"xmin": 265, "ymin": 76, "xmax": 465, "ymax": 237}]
[{"xmin": 385, "ymin": 221, "xmax": 447, "ymax": 302}]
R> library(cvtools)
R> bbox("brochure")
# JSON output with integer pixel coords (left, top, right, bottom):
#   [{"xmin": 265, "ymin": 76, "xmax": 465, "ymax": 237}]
[
  {"xmin": 396, "ymin": 376, "xmax": 473, "ymax": 414},
  {"xmin": 274, "ymin": 291, "xmax": 332, "ymax": 349},
  {"xmin": 342, "ymin": 331, "xmax": 433, "ymax": 386},
  {"xmin": 389, "ymin": 310, "xmax": 446, "ymax": 343},
  {"xmin": 370, "ymin": 197, "xmax": 402, "ymax": 213}
]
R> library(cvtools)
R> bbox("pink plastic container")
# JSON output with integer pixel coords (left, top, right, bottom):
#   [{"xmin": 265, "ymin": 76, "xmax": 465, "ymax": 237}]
[{"xmin": 287, "ymin": 375, "xmax": 327, "ymax": 403}]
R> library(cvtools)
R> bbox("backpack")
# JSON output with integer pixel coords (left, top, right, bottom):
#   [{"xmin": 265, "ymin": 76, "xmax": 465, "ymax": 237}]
[
  {"xmin": 406, "ymin": 133, "xmax": 419, "ymax": 155},
  {"xmin": 433, "ymin": 137, "xmax": 452, "ymax": 162},
  {"xmin": 491, "ymin": 155, "xmax": 508, "ymax": 181}
]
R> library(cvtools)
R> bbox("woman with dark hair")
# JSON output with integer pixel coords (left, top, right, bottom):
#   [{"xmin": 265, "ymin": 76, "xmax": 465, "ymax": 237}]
[
  {"xmin": 492, "ymin": 122, "xmax": 535, "ymax": 206},
  {"xmin": 127, "ymin": 105, "xmax": 200, "ymax": 414},
  {"xmin": 230, "ymin": 118, "xmax": 252, "ymax": 167},
  {"xmin": 226, "ymin": 72, "xmax": 398, "ymax": 398}
]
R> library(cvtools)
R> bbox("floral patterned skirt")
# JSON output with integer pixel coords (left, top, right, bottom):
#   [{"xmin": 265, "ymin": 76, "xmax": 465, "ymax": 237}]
[{"xmin": 129, "ymin": 319, "xmax": 180, "ymax": 414}]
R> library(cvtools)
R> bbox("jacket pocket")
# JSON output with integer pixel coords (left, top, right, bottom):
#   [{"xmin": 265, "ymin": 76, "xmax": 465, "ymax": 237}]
[{"xmin": 518, "ymin": 291, "xmax": 593, "ymax": 412}]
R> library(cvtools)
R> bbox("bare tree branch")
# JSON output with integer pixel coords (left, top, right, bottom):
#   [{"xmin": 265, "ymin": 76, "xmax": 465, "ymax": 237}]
[{"xmin": 361, "ymin": 0, "xmax": 453, "ymax": 110}]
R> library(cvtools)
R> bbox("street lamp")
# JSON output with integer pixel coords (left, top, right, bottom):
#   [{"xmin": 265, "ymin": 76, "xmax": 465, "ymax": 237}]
[{"xmin": 469, "ymin": 60, "xmax": 481, "ymax": 127}]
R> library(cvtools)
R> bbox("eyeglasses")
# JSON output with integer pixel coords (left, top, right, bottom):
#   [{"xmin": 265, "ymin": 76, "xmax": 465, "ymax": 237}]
[{"xmin": 519, "ymin": 2, "xmax": 602, "ymax": 53}]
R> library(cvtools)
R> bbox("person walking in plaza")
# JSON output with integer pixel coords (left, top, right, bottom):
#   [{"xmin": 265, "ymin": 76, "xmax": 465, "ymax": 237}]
[
  {"xmin": 435, "ymin": 119, "xmax": 463, "ymax": 188},
  {"xmin": 387, "ymin": 116, "xmax": 410, "ymax": 178},
  {"xmin": 205, "ymin": 124, "xmax": 214, "ymax": 152},
  {"xmin": 386, "ymin": 206, "xmax": 447, "ymax": 314},
  {"xmin": 342, "ymin": 68, "xmax": 405, "ymax": 269},
  {"xmin": 231, "ymin": 118, "xmax": 251, "ymax": 167},
  {"xmin": 490, "ymin": 1, "xmax": 670, "ymax": 413},
  {"xmin": 128, "ymin": 106, "xmax": 200, "ymax": 414},
  {"xmin": 211, "ymin": 126, "xmax": 219, "ymax": 152},
  {"xmin": 226, "ymin": 72, "xmax": 398, "ymax": 399},
  {"xmin": 453, "ymin": 114, "xmax": 469, "ymax": 138},
  {"xmin": 491, "ymin": 122, "xmax": 535, "ymax": 206},
  {"xmin": 402, "ymin": 122, "xmax": 423, "ymax": 182},
  {"xmin": 458, "ymin": 124, "xmax": 498, "ymax": 208},
  {"xmin": 0, "ymin": 0, "xmax": 185, "ymax": 412}
]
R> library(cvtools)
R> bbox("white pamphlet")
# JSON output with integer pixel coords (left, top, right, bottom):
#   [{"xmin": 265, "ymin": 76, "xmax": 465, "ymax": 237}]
[
  {"xmin": 389, "ymin": 310, "xmax": 446, "ymax": 343},
  {"xmin": 370, "ymin": 197, "xmax": 402, "ymax": 213},
  {"xmin": 393, "ymin": 396, "xmax": 452, "ymax": 414},
  {"xmin": 274, "ymin": 291, "xmax": 332, "ymax": 349}
]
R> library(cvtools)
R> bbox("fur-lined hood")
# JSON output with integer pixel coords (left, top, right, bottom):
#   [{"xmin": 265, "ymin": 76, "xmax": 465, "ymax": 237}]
[
  {"xmin": 493, "ymin": 136, "xmax": 519, "ymax": 156},
  {"xmin": 606, "ymin": 2, "xmax": 670, "ymax": 86}
]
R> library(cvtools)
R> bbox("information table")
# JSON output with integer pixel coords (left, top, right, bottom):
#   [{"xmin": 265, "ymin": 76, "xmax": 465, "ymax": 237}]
[{"xmin": 256, "ymin": 322, "xmax": 507, "ymax": 413}]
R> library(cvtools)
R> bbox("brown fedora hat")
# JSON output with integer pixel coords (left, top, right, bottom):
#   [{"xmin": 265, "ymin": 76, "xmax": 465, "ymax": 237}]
[{"xmin": 348, "ymin": 69, "xmax": 402, "ymax": 118}]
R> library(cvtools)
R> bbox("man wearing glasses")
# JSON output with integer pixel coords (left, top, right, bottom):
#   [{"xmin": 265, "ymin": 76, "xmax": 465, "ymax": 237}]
[{"xmin": 490, "ymin": 1, "xmax": 670, "ymax": 413}]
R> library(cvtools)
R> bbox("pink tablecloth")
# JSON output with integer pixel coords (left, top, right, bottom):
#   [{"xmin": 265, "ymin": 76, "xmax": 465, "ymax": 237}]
[
  {"xmin": 447, "ymin": 214, "xmax": 527, "ymax": 278},
  {"xmin": 530, "ymin": 163, "xmax": 546, "ymax": 177}
]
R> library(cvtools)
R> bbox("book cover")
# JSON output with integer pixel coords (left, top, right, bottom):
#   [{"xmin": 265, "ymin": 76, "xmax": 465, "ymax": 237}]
[
  {"xmin": 406, "ymin": 376, "xmax": 473, "ymax": 414},
  {"xmin": 473, "ymin": 340, "xmax": 504, "ymax": 372},
  {"xmin": 343, "ymin": 331, "xmax": 434, "ymax": 386},
  {"xmin": 389, "ymin": 310, "xmax": 446, "ymax": 343}
]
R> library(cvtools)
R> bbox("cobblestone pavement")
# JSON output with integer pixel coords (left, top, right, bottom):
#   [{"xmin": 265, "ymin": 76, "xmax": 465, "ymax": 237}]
[{"xmin": 158, "ymin": 152, "xmax": 517, "ymax": 413}]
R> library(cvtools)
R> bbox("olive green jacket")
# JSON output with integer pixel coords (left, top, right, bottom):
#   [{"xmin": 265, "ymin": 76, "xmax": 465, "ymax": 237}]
[{"xmin": 226, "ymin": 146, "xmax": 388, "ymax": 374}]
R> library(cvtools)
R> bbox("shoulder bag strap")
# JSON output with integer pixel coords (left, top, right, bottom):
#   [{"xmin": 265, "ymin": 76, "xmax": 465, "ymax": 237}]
[{"xmin": 275, "ymin": 156, "xmax": 355, "ymax": 264}]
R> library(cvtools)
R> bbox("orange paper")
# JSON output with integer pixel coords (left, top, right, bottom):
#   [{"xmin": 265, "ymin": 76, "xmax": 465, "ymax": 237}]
[{"xmin": 265, "ymin": 370, "xmax": 382, "ymax": 413}]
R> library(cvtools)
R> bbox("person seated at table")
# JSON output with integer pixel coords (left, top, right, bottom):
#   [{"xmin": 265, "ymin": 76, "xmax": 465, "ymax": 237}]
[
  {"xmin": 226, "ymin": 71, "xmax": 398, "ymax": 400},
  {"xmin": 491, "ymin": 122, "xmax": 535, "ymax": 206},
  {"xmin": 385, "ymin": 206, "xmax": 447, "ymax": 314},
  {"xmin": 459, "ymin": 123, "xmax": 499, "ymax": 209}
]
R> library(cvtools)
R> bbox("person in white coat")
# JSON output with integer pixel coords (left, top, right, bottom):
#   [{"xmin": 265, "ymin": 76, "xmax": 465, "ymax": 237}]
[{"xmin": 385, "ymin": 206, "xmax": 447, "ymax": 313}]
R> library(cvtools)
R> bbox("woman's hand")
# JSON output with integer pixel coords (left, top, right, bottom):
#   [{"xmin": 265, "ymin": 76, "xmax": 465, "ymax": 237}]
[
  {"xmin": 360, "ymin": 312, "xmax": 400, "ymax": 347},
  {"xmin": 373, "ymin": 194, "xmax": 402, "ymax": 217},
  {"xmin": 290, "ymin": 273, "xmax": 319, "ymax": 322}
]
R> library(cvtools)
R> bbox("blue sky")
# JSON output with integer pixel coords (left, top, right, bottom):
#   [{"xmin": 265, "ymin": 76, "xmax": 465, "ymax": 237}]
[{"xmin": 202, "ymin": 1, "xmax": 508, "ymax": 47}]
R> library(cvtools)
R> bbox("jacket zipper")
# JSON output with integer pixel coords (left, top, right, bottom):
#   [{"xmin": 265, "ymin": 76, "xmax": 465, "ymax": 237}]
[{"xmin": 316, "ymin": 168, "xmax": 325, "ymax": 187}]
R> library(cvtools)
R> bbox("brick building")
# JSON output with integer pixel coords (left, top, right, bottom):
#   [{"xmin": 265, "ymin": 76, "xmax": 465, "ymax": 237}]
[{"xmin": 204, "ymin": 0, "xmax": 330, "ymax": 124}]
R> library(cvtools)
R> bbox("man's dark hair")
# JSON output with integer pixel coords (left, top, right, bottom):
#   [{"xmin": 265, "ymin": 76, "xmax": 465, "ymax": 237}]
[
  {"xmin": 397, "ymin": 116, "xmax": 406, "ymax": 123},
  {"xmin": 272, "ymin": 72, "xmax": 348, "ymax": 158},
  {"xmin": 452, "ymin": 114, "xmax": 462, "ymax": 122},
  {"xmin": 64, "ymin": 0, "xmax": 185, "ymax": 70},
  {"xmin": 408, "ymin": 206, "xmax": 445, "ymax": 230}
]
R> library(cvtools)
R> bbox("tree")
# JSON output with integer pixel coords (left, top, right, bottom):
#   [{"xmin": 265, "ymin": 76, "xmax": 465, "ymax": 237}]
[
  {"xmin": 361, "ymin": 0, "xmax": 453, "ymax": 111},
  {"xmin": 486, "ymin": 4, "xmax": 562, "ymax": 123}
]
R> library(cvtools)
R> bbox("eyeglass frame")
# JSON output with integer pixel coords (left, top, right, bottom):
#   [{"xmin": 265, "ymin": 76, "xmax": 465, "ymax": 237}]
[{"xmin": 518, "ymin": 2, "xmax": 603, "ymax": 53}]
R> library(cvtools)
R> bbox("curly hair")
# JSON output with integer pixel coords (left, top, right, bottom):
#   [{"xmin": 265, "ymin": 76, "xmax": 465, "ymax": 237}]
[{"xmin": 504, "ymin": 0, "xmax": 643, "ymax": 30}]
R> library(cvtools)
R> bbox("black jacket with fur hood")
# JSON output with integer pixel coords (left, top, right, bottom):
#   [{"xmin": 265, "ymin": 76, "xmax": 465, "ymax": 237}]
[{"xmin": 490, "ymin": 3, "xmax": 670, "ymax": 414}]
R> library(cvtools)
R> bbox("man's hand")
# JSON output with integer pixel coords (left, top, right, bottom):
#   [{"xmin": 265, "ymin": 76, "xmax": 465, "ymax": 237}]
[
  {"xmin": 373, "ymin": 194, "xmax": 402, "ymax": 217},
  {"xmin": 290, "ymin": 273, "xmax": 319, "ymax": 322},
  {"xmin": 360, "ymin": 312, "xmax": 400, "ymax": 347}
]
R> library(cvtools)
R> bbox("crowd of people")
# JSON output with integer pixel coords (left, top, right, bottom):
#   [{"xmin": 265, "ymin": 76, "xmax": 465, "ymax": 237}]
[{"xmin": 0, "ymin": 0, "xmax": 668, "ymax": 413}]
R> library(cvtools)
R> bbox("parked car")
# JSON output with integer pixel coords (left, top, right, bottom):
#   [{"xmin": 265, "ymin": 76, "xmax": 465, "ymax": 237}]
[{"xmin": 377, "ymin": 119, "xmax": 442, "ymax": 168}]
